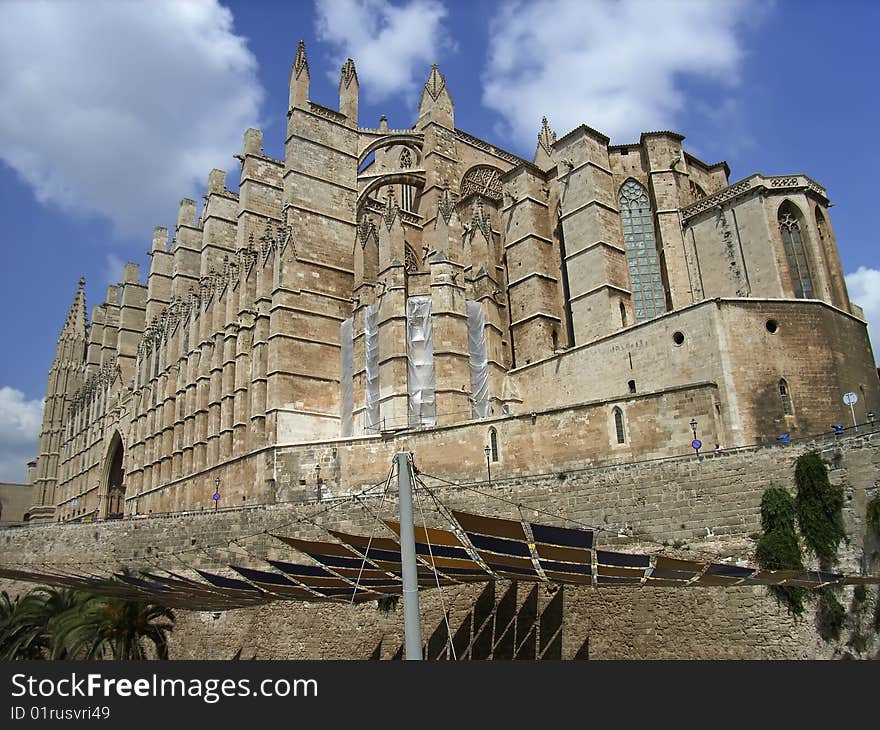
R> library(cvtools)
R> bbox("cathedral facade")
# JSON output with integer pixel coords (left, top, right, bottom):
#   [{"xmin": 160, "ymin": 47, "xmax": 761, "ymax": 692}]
[{"xmin": 28, "ymin": 43, "xmax": 878, "ymax": 523}]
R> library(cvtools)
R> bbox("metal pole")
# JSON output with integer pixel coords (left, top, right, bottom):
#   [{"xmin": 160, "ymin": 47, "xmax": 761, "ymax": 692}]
[
  {"xmin": 849, "ymin": 401, "xmax": 858, "ymax": 430},
  {"xmin": 395, "ymin": 451, "xmax": 423, "ymax": 660}
]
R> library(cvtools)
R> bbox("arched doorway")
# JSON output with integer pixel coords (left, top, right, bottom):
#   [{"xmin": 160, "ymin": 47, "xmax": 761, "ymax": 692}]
[{"xmin": 105, "ymin": 434, "xmax": 125, "ymax": 520}]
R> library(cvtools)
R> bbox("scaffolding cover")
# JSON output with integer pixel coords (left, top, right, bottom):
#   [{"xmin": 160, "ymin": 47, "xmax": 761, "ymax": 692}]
[
  {"xmin": 340, "ymin": 317, "xmax": 353, "ymax": 437},
  {"xmin": 406, "ymin": 295, "xmax": 436, "ymax": 427},
  {"xmin": 466, "ymin": 300, "xmax": 490, "ymax": 418},
  {"xmin": 365, "ymin": 304, "xmax": 380, "ymax": 432}
]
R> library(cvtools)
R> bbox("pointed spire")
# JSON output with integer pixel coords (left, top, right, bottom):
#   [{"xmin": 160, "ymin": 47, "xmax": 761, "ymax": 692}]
[
  {"xmin": 437, "ymin": 181, "xmax": 455, "ymax": 224},
  {"xmin": 294, "ymin": 39, "xmax": 309, "ymax": 79},
  {"xmin": 338, "ymin": 57, "xmax": 359, "ymax": 125},
  {"xmin": 537, "ymin": 116, "xmax": 556, "ymax": 154},
  {"xmin": 61, "ymin": 277, "xmax": 88, "ymax": 341},
  {"xmin": 471, "ymin": 198, "xmax": 492, "ymax": 241},
  {"xmin": 534, "ymin": 116, "xmax": 557, "ymax": 170},
  {"xmin": 382, "ymin": 189, "xmax": 400, "ymax": 230},
  {"xmin": 357, "ymin": 216, "xmax": 377, "ymax": 248},
  {"xmin": 340, "ymin": 58, "xmax": 358, "ymax": 90},
  {"xmin": 417, "ymin": 63, "xmax": 454, "ymax": 128},
  {"xmin": 289, "ymin": 39, "xmax": 310, "ymax": 110},
  {"xmin": 424, "ymin": 63, "xmax": 446, "ymax": 101}
]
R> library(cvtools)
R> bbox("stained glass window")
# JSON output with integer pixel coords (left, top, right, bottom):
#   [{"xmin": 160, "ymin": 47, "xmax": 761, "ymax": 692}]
[
  {"xmin": 779, "ymin": 208, "xmax": 814, "ymax": 299},
  {"xmin": 779, "ymin": 379, "xmax": 792, "ymax": 416},
  {"xmin": 613, "ymin": 407, "xmax": 626, "ymax": 444},
  {"xmin": 619, "ymin": 179, "xmax": 666, "ymax": 321}
]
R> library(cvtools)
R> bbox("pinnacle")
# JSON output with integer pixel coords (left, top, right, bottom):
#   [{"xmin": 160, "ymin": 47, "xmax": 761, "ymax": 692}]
[
  {"xmin": 423, "ymin": 63, "xmax": 446, "ymax": 102},
  {"xmin": 294, "ymin": 39, "xmax": 309, "ymax": 77},
  {"xmin": 537, "ymin": 115, "xmax": 556, "ymax": 153},
  {"xmin": 61, "ymin": 277, "xmax": 88, "ymax": 342},
  {"xmin": 340, "ymin": 57, "xmax": 358, "ymax": 90}
]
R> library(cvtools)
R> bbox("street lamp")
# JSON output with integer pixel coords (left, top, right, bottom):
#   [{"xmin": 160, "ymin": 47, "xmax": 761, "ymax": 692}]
[
  {"xmin": 484, "ymin": 445, "xmax": 492, "ymax": 487},
  {"xmin": 689, "ymin": 418, "xmax": 701, "ymax": 456},
  {"xmin": 315, "ymin": 463, "xmax": 322, "ymax": 502},
  {"xmin": 869, "ymin": 411, "xmax": 876, "ymax": 429},
  {"xmin": 213, "ymin": 476, "xmax": 220, "ymax": 512}
]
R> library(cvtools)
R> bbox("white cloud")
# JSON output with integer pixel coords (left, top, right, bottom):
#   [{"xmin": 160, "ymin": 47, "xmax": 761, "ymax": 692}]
[
  {"xmin": 0, "ymin": 387, "xmax": 43, "ymax": 484},
  {"xmin": 845, "ymin": 267, "xmax": 880, "ymax": 354},
  {"xmin": 315, "ymin": 0, "xmax": 452, "ymax": 103},
  {"xmin": 0, "ymin": 0, "xmax": 263, "ymax": 237},
  {"xmin": 482, "ymin": 0, "xmax": 757, "ymax": 150},
  {"xmin": 104, "ymin": 254, "xmax": 125, "ymax": 288}
]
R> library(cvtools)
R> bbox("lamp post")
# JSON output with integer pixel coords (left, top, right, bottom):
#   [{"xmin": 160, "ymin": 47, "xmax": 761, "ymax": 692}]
[
  {"xmin": 689, "ymin": 418, "xmax": 701, "ymax": 456},
  {"xmin": 484, "ymin": 445, "xmax": 492, "ymax": 487},
  {"xmin": 869, "ymin": 410, "xmax": 876, "ymax": 429},
  {"xmin": 213, "ymin": 476, "xmax": 220, "ymax": 512},
  {"xmin": 315, "ymin": 463, "xmax": 322, "ymax": 502}
]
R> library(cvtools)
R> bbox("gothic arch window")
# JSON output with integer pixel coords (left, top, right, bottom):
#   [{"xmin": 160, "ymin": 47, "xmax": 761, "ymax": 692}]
[
  {"xmin": 689, "ymin": 180, "xmax": 706, "ymax": 201},
  {"xmin": 778, "ymin": 202, "xmax": 814, "ymax": 299},
  {"xmin": 488, "ymin": 427, "xmax": 499, "ymax": 462},
  {"xmin": 104, "ymin": 433, "xmax": 125, "ymax": 520},
  {"xmin": 613, "ymin": 407, "xmax": 626, "ymax": 444},
  {"xmin": 619, "ymin": 179, "xmax": 666, "ymax": 321},
  {"xmin": 404, "ymin": 244, "xmax": 420, "ymax": 274},
  {"xmin": 399, "ymin": 148, "xmax": 415, "ymax": 212},
  {"xmin": 619, "ymin": 302, "xmax": 628, "ymax": 327},
  {"xmin": 779, "ymin": 378, "xmax": 793, "ymax": 416},
  {"xmin": 460, "ymin": 165, "xmax": 504, "ymax": 202}
]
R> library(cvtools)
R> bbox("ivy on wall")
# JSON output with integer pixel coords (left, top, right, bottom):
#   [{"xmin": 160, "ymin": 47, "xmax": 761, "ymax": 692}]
[
  {"xmin": 794, "ymin": 452, "xmax": 845, "ymax": 565},
  {"xmin": 755, "ymin": 485, "xmax": 806, "ymax": 615}
]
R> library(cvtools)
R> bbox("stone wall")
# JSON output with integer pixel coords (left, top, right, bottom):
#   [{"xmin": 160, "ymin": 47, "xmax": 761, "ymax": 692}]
[{"xmin": 2, "ymin": 429, "xmax": 879, "ymax": 659}]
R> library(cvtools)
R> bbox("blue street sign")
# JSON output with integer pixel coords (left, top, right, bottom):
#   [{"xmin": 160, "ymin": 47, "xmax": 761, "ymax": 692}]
[
  {"xmin": 691, "ymin": 439, "xmax": 702, "ymax": 450},
  {"xmin": 777, "ymin": 433, "xmax": 790, "ymax": 443},
  {"xmin": 833, "ymin": 424, "xmax": 844, "ymax": 435},
  {"xmin": 212, "ymin": 492, "xmax": 220, "ymax": 501}
]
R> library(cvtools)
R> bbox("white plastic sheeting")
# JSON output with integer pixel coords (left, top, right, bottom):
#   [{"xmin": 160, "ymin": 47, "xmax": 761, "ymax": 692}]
[
  {"xmin": 339, "ymin": 317, "xmax": 353, "ymax": 437},
  {"xmin": 466, "ymin": 300, "xmax": 491, "ymax": 418},
  {"xmin": 364, "ymin": 304, "xmax": 380, "ymax": 432},
  {"xmin": 406, "ymin": 295, "xmax": 436, "ymax": 427}
]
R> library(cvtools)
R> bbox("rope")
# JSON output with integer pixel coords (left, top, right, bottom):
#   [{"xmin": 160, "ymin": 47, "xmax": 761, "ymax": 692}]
[
  {"xmin": 349, "ymin": 462, "xmax": 396, "ymax": 605},
  {"xmin": 413, "ymin": 478, "xmax": 456, "ymax": 659}
]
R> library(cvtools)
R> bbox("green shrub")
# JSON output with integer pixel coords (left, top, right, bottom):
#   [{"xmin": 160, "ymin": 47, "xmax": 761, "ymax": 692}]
[
  {"xmin": 761, "ymin": 485, "xmax": 798, "ymax": 533},
  {"xmin": 755, "ymin": 487, "xmax": 806, "ymax": 616},
  {"xmin": 794, "ymin": 452, "xmax": 845, "ymax": 564}
]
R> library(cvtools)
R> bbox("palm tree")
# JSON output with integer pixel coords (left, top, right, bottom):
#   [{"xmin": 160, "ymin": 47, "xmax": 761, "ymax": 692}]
[
  {"xmin": 0, "ymin": 587, "xmax": 175, "ymax": 660},
  {"xmin": 53, "ymin": 595, "xmax": 175, "ymax": 660},
  {"xmin": 0, "ymin": 587, "xmax": 87, "ymax": 660}
]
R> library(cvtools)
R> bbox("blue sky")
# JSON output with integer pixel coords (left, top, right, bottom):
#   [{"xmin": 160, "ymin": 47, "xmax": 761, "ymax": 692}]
[{"xmin": 0, "ymin": 0, "xmax": 878, "ymax": 481}]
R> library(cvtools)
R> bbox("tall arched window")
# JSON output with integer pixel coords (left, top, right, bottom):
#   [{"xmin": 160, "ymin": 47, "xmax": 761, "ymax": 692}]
[
  {"xmin": 613, "ymin": 407, "xmax": 626, "ymax": 444},
  {"xmin": 619, "ymin": 302, "xmax": 627, "ymax": 327},
  {"xmin": 778, "ymin": 203, "xmax": 814, "ymax": 299},
  {"xmin": 488, "ymin": 427, "xmax": 499, "ymax": 462},
  {"xmin": 619, "ymin": 179, "xmax": 666, "ymax": 321},
  {"xmin": 399, "ymin": 148, "xmax": 415, "ymax": 212},
  {"xmin": 779, "ymin": 379, "xmax": 792, "ymax": 416}
]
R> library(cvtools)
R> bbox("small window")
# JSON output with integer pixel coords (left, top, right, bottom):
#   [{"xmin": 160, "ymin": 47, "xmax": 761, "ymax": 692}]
[
  {"xmin": 779, "ymin": 379, "xmax": 792, "ymax": 416},
  {"xmin": 620, "ymin": 302, "xmax": 628, "ymax": 327},
  {"xmin": 628, "ymin": 380, "xmax": 636, "ymax": 394},
  {"xmin": 766, "ymin": 319, "xmax": 779, "ymax": 334},
  {"xmin": 613, "ymin": 407, "xmax": 626, "ymax": 444},
  {"xmin": 672, "ymin": 331, "xmax": 685, "ymax": 346},
  {"xmin": 488, "ymin": 427, "xmax": 499, "ymax": 462}
]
